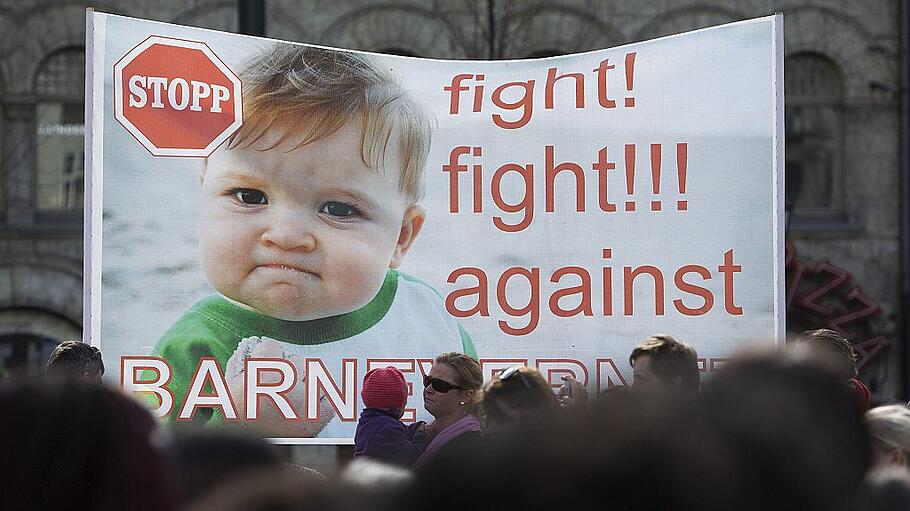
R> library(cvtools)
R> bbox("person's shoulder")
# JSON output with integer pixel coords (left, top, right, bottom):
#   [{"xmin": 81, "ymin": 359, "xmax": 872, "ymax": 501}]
[
  {"xmin": 451, "ymin": 429, "xmax": 483, "ymax": 444},
  {"xmin": 375, "ymin": 416, "xmax": 409, "ymax": 436},
  {"xmin": 360, "ymin": 408, "xmax": 407, "ymax": 427},
  {"xmin": 440, "ymin": 428, "xmax": 483, "ymax": 451},
  {"xmin": 433, "ymin": 429, "xmax": 484, "ymax": 465},
  {"xmin": 356, "ymin": 410, "xmax": 409, "ymax": 443}
]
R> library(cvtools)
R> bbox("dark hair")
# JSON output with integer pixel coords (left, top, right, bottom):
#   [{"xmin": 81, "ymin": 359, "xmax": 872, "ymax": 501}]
[
  {"xmin": 629, "ymin": 334, "xmax": 700, "ymax": 394},
  {"xmin": 163, "ymin": 430, "xmax": 283, "ymax": 507},
  {"xmin": 0, "ymin": 379, "xmax": 174, "ymax": 511},
  {"xmin": 46, "ymin": 340, "xmax": 105, "ymax": 379},
  {"xmin": 476, "ymin": 366, "xmax": 558, "ymax": 429},
  {"xmin": 692, "ymin": 350, "xmax": 870, "ymax": 511},
  {"xmin": 799, "ymin": 328, "xmax": 858, "ymax": 380}
]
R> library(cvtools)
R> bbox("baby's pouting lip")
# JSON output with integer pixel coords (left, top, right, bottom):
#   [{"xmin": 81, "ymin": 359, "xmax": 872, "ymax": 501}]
[{"xmin": 254, "ymin": 263, "xmax": 320, "ymax": 278}]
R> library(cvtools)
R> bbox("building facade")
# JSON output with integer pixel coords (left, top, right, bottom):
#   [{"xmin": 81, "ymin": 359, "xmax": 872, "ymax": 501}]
[{"xmin": 0, "ymin": 0, "xmax": 902, "ymax": 394}]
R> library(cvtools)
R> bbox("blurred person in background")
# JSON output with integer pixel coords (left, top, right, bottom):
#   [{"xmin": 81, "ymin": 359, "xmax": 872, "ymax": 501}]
[
  {"xmin": 340, "ymin": 458, "xmax": 414, "ymax": 511},
  {"xmin": 411, "ymin": 345, "xmax": 870, "ymax": 511},
  {"xmin": 797, "ymin": 328, "xmax": 870, "ymax": 409},
  {"xmin": 45, "ymin": 340, "xmax": 104, "ymax": 382},
  {"xmin": 855, "ymin": 466, "xmax": 910, "ymax": 511},
  {"xmin": 865, "ymin": 404, "xmax": 910, "ymax": 471},
  {"xmin": 407, "ymin": 367, "xmax": 703, "ymax": 511},
  {"xmin": 161, "ymin": 429, "xmax": 318, "ymax": 509},
  {"xmin": 629, "ymin": 334, "xmax": 700, "ymax": 398},
  {"xmin": 0, "ymin": 379, "xmax": 174, "ymax": 511},
  {"xmin": 475, "ymin": 365, "xmax": 559, "ymax": 437},
  {"xmin": 412, "ymin": 352, "xmax": 483, "ymax": 471},
  {"xmin": 187, "ymin": 469, "xmax": 353, "ymax": 511},
  {"xmin": 687, "ymin": 349, "xmax": 870, "ymax": 511},
  {"xmin": 557, "ymin": 374, "xmax": 588, "ymax": 411}
]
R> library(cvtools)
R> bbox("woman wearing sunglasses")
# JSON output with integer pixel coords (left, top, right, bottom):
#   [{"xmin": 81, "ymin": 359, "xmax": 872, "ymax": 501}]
[{"xmin": 412, "ymin": 352, "xmax": 483, "ymax": 471}]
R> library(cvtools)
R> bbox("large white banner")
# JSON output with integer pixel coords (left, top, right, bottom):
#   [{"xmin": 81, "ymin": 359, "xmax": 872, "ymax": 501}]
[{"xmin": 85, "ymin": 11, "xmax": 784, "ymax": 442}]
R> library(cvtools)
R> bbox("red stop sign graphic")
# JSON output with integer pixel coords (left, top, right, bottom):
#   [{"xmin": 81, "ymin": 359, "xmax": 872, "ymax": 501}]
[{"xmin": 114, "ymin": 36, "xmax": 242, "ymax": 157}]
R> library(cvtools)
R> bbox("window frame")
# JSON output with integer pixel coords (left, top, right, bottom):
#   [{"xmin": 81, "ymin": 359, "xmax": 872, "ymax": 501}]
[
  {"xmin": 784, "ymin": 52, "xmax": 856, "ymax": 233},
  {"xmin": 32, "ymin": 46, "xmax": 86, "ymax": 222}
]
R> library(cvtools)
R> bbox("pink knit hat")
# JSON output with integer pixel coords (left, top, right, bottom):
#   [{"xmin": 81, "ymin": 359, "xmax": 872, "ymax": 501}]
[{"xmin": 361, "ymin": 366, "xmax": 408, "ymax": 409}]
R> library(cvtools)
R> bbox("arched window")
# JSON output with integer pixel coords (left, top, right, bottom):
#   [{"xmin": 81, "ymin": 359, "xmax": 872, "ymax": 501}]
[
  {"xmin": 784, "ymin": 53, "xmax": 844, "ymax": 221},
  {"xmin": 34, "ymin": 47, "xmax": 85, "ymax": 213},
  {"xmin": 0, "ymin": 307, "xmax": 80, "ymax": 376},
  {"xmin": 0, "ymin": 332, "xmax": 59, "ymax": 376}
]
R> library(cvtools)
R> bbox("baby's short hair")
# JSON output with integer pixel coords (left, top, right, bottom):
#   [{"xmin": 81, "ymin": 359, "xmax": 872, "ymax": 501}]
[{"xmin": 228, "ymin": 44, "xmax": 432, "ymax": 202}]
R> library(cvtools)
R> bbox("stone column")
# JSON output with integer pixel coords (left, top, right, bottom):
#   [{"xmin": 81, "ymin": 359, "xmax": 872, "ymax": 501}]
[{"xmin": 2, "ymin": 99, "xmax": 36, "ymax": 226}]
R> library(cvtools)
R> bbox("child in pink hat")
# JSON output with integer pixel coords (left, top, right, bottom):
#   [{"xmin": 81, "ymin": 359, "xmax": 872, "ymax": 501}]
[{"xmin": 353, "ymin": 366, "xmax": 430, "ymax": 466}]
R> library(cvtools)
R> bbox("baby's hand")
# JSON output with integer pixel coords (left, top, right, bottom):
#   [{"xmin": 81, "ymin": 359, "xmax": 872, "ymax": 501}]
[{"xmin": 225, "ymin": 337, "xmax": 334, "ymax": 437}]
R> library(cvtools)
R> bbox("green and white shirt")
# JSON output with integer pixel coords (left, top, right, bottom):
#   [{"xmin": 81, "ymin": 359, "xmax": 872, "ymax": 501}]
[{"xmin": 153, "ymin": 269, "xmax": 475, "ymax": 438}]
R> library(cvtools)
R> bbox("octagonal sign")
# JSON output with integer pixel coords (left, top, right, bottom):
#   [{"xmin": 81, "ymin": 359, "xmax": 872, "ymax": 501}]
[{"xmin": 113, "ymin": 36, "xmax": 242, "ymax": 157}]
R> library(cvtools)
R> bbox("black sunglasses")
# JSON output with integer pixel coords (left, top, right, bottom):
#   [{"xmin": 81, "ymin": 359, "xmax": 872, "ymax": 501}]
[{"xmin": 424, "ymin": 376, "xmax": 462, "ymax": 393}]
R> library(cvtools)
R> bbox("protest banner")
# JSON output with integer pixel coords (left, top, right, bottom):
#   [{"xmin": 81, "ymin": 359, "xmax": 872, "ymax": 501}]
[{"xmin": 85, "ymin": 11, "xmax": 784, "ymax": 442}]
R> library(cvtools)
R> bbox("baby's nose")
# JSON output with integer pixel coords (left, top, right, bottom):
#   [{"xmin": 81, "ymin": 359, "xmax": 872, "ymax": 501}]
[{"xmin": 260, "ymin": 221, "xmax": 316, "ymax": 251}]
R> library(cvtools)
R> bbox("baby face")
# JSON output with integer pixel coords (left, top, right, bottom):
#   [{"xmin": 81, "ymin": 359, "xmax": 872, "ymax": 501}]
[{"xmin": 199, "ymin": 122, "xmax": 422, "ymax": 321}]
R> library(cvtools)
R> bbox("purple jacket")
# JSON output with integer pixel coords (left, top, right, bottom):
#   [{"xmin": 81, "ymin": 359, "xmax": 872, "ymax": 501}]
[{"xmin": 353, "ymin": 408, "xmax": 430, "ymax": 467}]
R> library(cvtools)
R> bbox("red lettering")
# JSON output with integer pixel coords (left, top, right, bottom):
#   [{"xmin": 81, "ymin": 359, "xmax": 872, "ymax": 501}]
[
  {"xmin": 673, "ymin": 265, "xmax": 714, "ymax": 316},
  {"xmin": 624, "ymin": 265, "xmax": 665, "ymax": 316},
  {"xmin": 593, "ymin": 59, "xmax": 617, "ymax": 109},
  {"xmin": 491, "ymin": 163, "xmax": 534, "ymax": 232},
  {"xmin": 545, "ymin": 67, "xmax": 585, "ymax": 109},
  {"xmin": 718, "ymin": 249, "xmax": 743, "ymax": 315},
  {"xmin": 496, "ymin": 267, "xmax": 541, "ymax": 335},
  {"xmin": 549, "ymin": 266, "xmax": 593, "ymax": 317},
  {"xmin": 446, "ymin": 267, "xmax": 490, "ymax": 317},
  {"xmin": 545, "ymin": 145, "xmax": 585, "ymax": 212},
  {"xmin": 491, "ymin": 80, "xmax": 535, "ymax": 129}
]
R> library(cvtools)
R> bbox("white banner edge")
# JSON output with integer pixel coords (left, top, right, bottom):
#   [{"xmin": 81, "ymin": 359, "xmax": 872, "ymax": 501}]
[
  {"xmin": 84, "ymin": 9, "xmax": 107, "ymax": 349},
  {"xmin": 772, "ymin": 12, "xmax": 786, "ymax": 346}
]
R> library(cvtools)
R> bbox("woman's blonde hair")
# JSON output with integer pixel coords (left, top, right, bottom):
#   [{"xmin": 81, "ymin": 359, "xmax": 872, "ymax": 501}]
[
  {"xmin": 433, "ymin": 352, "xmax": 482, "ymax": 414},
  {"xmin": 866, "ymin": 404, "xmax": 910, "ymax": 463},
  {"xmin": 228, "ymin": 44, "xmax": 432, "ymax": 202},
  {"xmin": 434, "ymin": 352, "xmax": 482, "ymax": 390}
]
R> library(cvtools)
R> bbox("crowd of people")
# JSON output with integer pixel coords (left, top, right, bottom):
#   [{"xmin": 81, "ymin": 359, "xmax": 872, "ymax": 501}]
[{"xmin": 2, "ymin": 330, "xmax": 910, "ymax": 510}]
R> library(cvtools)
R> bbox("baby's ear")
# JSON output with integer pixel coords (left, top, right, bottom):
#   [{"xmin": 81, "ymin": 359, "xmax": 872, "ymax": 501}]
[{"xmin": 390, "ymin": 204, "xmax": 426, "ymax": 268}]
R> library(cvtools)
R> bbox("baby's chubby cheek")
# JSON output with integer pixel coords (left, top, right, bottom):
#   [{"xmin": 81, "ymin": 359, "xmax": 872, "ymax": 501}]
[
  {"xmin": 197, "ymin": 212, "xmax": 256, "ymax": 298},
  {"xmin": 321, "ymin": 255, "xmax": 389, "ymax": 310}
]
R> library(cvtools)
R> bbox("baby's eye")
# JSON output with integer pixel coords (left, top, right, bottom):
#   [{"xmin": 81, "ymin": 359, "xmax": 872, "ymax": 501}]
[
  {"xmin": 233, "ymin": 188, "xmax": 267, "ymax": 205},
  {"xmin": 320, "ymin": 201, "xmax": 359, "ymax": 218}
]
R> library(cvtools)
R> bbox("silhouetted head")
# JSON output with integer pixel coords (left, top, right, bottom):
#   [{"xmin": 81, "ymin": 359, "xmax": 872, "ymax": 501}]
[
  {"xmin": 629, "ymin": 334, "xmax": 700, "ymax": 397},
  {"xmin": 0, "ymin": 379, "xmax": 173, "ymax": 511},
  {"xmin": 46, "ymin": 340, "xmax": 104, "ymax": 381},
  {"xmin": 690, "ymin": 349, "xmax": 870, "ymax": 511}
]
